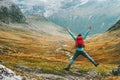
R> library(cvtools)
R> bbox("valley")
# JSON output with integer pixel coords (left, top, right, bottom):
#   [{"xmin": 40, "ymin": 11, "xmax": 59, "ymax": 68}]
[{"xmin": 0, "ymin": 0, "xmax": 120, "ymax": 80}]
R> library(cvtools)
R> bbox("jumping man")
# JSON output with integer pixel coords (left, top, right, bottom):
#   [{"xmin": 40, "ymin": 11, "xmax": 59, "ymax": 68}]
[{"xmin": 64, "ymin": 26, "xmax": 99, "ymax": 71}]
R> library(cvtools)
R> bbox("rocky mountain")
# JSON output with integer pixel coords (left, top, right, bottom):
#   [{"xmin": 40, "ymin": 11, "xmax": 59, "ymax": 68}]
[
  {"xmin": 11, "ymin": 0, "xmax": 120, "ymax": 34},
  {"xmin": 48, "ymin": 13, "xmax": 119, "ymax": 35},
  {"xmin": 0, "ymin": 0, "xmax": 65, "ymax": 36},
  {"xmin": 0, "ymin": 64, "xmax": 22, "ymax": 80},
  {"xmin": 108, "ymin": 20, "xmax": 120, "ymax": 31},
  {"xmin": 0, "ymin": 0, "xmax": 26, "ymax": 24}
]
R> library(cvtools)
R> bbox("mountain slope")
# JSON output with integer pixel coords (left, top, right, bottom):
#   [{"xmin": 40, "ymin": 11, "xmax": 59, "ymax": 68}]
[
  {"xmin": 0, "ymin": 20, "xmax": 119, "ymax": 79},
  {"xmin": 12, "ymin": 0, "xmax": 120, "ymax": 34},
  {"xmin": 25, "ymin": 14, "xmax": 65, "ymax": 35},
  {"xmin": 0, "ymin": 0, "xmax": 65, "ymax": 36},
  {"xmin": 85, "ymin": 20, "xmax": 120, "ymax": 64},
  {"xmin": 0, "ymin": 1, "xmax": 67, "ymax": 79},
  {"xmin": 108, "ymin": 20, "xmax": 120, "ymax": 31}
]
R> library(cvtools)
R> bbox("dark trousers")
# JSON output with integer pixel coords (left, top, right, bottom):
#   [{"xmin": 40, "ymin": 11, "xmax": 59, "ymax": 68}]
[{"xmin": 69, "ymin": 50, "xmax": 95, "ymax": 65}]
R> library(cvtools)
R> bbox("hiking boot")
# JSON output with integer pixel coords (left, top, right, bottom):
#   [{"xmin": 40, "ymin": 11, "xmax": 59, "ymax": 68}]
[
  {"xmin": 94, "ymin": 62, "xmax": 99, "ymax": 67},
  {"xmin": 64, "ymin": 64, "xmax": 71, "ymax": 71},
  {"xmin": 64, "ymin": 67, "xmax": 70, "ymax": 71}
]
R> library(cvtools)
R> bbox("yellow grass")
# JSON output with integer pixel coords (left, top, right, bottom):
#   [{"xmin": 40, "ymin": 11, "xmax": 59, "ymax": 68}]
[{"xmin": 0, "ymin": 25, "xmax": 120, "ymax": 79}]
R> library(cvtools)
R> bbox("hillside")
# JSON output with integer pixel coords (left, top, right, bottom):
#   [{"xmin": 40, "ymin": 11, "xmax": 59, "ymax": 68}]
[
  {"xmin": 84, "ymin": 20, "xmax": 120, "ymax": 65},
  {"xmin": 107, "ymin": 20, "xmax": 120, "ymax": 31},
  {"xmin": 0, "ymin": 20, "xmax": 119, "ymax": 80},
  {"xmin": 0, "ymin": 0, "xmax": 66, "ymax": 59},
  {"xmin": 0, "ymin": 0, "xmax": 67, "ymax": 79},
  {"xmin": 86, "ymin": 30, "xmax": 120, "ymax": 64},
  {"xmin": 0, "ymin": 0, "xmax": 65, "ymax": 36},
  {"xmin": 25, "ymin": 14, "xmax": 65, "ymax": 35}
]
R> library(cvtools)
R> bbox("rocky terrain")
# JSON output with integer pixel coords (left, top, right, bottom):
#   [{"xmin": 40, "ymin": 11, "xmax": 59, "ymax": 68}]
[
  {"xmin": 0, "ymin": 64, "xmax": 22, "ymax": 80},
  {"xmin": 0, "ymin": 0, "xmax": 26, "ymax": 24},
  {"xmin": 108, "ymin": 20, "xmax": 120, "ymax": 31}
]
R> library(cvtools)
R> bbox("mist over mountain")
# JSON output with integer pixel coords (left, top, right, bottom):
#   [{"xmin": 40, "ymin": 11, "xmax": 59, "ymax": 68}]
[
  {"xmin": 25, "ymin": 14, "xmax": 65, "ymax": 35},
  {"xmin": 12, "ymin": 0, "xmax": 120, "ymax": 34},
  {"xmin": 0, "ymin": 0, "xmax": 65, "ymax": 36}
]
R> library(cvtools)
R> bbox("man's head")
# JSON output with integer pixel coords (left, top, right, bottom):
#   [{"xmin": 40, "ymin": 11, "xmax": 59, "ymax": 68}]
[{"xmin": 78, "ymin": 34, "xmax": 82, "ymax": 36}]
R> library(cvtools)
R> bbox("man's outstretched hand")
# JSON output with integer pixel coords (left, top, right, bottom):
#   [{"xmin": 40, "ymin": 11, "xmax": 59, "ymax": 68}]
[
  {"xmin": 66, "ymin": 27, "xmax": 70, "ymax": 31},
  {"xmin": 88, "ymin": 26, "xmax": 92, "ymax": 30}
]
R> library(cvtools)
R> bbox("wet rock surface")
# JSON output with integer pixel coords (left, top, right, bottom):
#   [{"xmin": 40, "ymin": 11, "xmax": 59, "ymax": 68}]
[{"xmin": 0, "ymin": 64, "xmax": 22, "ymax": 80}]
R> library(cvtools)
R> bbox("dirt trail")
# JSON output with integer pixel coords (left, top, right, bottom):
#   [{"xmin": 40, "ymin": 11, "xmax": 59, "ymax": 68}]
[{"xmin": 32, "ymin": 69, "xmax": 102, "ymax": 80}]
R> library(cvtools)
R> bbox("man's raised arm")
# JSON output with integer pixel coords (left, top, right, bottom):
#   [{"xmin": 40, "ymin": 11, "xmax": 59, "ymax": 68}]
[
  {"xmin": 66, "ymin": 27, "xmax": 76, "ymax": 40},
  {"xmin": 83, "ymin": 26, "xmax": 92, "ymax": 40}
]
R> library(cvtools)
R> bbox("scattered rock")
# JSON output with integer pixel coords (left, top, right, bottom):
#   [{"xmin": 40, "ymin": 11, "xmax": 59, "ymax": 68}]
[
  {"xmin": 0, "ymin": 46, "xmax": 17, "ymax": 54},
  {"xmin": 0, "ymin": 64, "xmax": 22, "ymax": 80},
  {"xmin": 32, "ymin": 69, "xmax": 106, "ymax": 80},
  {"xmin": 112, "ymin": 65, "xmax": 120, "ymax": 76}
]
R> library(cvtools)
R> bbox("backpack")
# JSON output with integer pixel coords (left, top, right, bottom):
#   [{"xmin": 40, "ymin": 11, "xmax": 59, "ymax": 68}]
[{"xmin": 75, "ymin": 36, "xmax": 85, "ymax": 48}]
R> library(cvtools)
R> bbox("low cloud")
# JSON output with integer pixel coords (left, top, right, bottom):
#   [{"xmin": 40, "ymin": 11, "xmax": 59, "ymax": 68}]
[{"xmin": 12, "ymin": 0, "xmax": 120, "ymax": 17}]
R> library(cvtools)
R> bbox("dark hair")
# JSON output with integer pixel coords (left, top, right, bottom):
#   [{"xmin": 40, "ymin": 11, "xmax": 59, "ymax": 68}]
[{"xmin": 78, "ymin": 34, "xmax": 82, "ymax": 36}]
